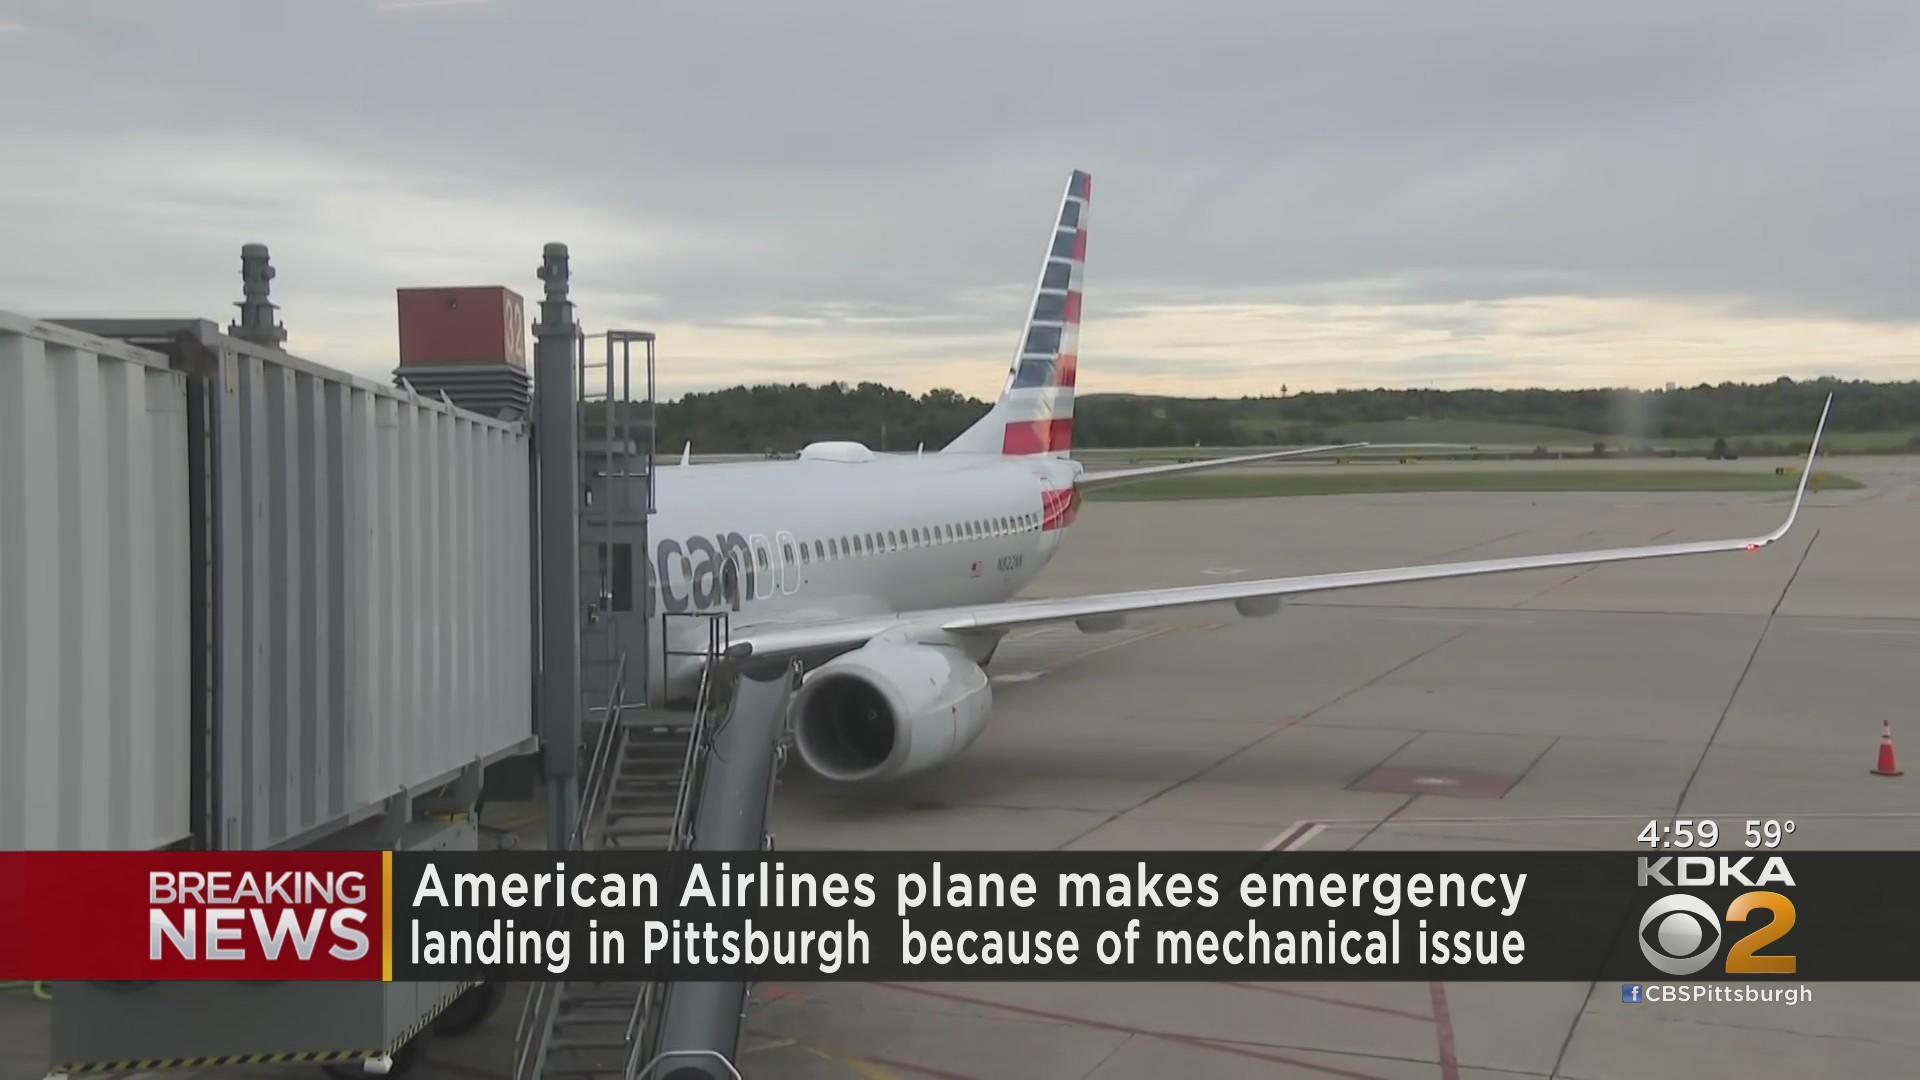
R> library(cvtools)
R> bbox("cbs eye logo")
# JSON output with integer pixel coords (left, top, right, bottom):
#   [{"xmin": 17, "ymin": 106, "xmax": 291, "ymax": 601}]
[{"xmin": 1638, "ymin": 892, "xmax": 1797, "ymax": 976}]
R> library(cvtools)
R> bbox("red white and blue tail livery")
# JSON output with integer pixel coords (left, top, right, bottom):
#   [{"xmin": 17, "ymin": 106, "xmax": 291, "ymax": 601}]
[{"xmin": 945, "ymin": 169, "xmax": 1090, "ymax": 457}]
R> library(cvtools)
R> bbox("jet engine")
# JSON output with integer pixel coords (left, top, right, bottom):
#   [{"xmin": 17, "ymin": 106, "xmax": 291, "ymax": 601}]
[{"xmin": 790, "ymin": 642, "xmax": 993, "ymax": 782}]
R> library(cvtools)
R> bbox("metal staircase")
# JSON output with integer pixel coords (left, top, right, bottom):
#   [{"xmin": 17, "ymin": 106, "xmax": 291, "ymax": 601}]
[{"xmin": 513, "ymin": 617, "xmax": 732, "ymax": 1080}]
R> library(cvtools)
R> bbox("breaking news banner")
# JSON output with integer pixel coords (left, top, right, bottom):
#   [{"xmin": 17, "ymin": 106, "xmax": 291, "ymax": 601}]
[{"xmin": 1, "ymin": 851, "xmax": 1916, "ymax": 983}]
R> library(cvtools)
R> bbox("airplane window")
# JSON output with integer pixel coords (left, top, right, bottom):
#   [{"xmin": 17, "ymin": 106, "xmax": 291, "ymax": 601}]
[
  {"xmin": 886, "ymin": 530, "xmax": 897, "ymax": 550},
  {"xmin": 799, "ymin": 543, "xmax": 810, "ymax": 564},
  {"xmin": 944, "ymin": 524, "xmax": 954, "ymax": 541},
  {"xmin": 782, "ymin": 542, "xmax": 794, "ymax": 563},
  {"xmin": 865, "ymin": 534, "xmax": 875, "ymax": 553},
  {"xmin": 815, "ymin": 540, "xmax": 825, "ymax": 560},
  {"xmin": 755, "ymin": 548, "xmax": 768, "ymax": 567},
  {"xmin": 910, "ymin": 527, "xmax": 921, "ymax": 545}
]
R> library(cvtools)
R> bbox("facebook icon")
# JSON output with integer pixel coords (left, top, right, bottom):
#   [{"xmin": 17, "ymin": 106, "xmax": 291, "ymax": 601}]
[{"xmin": 1621, "ymin": 984, "xmax": 1644, "ymax": 1004}]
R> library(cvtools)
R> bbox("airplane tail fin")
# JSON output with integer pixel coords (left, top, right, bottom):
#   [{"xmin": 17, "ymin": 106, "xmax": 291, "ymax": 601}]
[{"xmin": 943, "ymin": 169, "xmax": 1090, "ymax": 457}]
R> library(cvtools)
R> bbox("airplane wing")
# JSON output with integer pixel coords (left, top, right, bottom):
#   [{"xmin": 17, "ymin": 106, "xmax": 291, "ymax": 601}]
[
  {"xmin": 1075, "ymin": 442, "xmax": 1368, "ymax": 491},
  {"xmin": 731, "ymin": 396, "xmax": 1831, "ymax": 660}
]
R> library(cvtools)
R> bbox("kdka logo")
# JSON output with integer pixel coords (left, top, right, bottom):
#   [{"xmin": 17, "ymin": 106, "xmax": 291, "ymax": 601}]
[{"xmin": 1636, "ymin": 857, "xmax": 1799, "ymax": 977}]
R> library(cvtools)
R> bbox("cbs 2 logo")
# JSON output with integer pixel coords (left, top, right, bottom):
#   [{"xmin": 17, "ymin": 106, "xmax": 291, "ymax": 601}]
[{"xmin": 1639, "ymin": 892, "xmax": 1796, "ymax": 976}]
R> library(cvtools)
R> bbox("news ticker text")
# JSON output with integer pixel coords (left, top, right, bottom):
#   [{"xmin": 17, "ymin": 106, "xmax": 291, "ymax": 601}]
[{"xmin": 1, "ymin": 851, "xmax": 1911, "ymax": 982}]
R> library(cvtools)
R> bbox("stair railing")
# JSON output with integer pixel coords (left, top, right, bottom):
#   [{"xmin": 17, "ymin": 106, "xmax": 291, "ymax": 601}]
[{"xmin": 512, "ymin": 657, "xmax": 630, "ymax": 1080}]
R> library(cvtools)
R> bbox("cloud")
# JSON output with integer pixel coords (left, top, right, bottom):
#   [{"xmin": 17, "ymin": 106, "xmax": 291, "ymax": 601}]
[{"xmin": 0, "ymin": 1, "xmax": 1916, "ymax": 394}]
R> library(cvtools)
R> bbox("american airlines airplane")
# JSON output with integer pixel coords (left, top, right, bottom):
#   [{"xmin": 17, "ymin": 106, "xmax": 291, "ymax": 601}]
[{"xmin": 645, "ymin": 169, "xmax": 1831, "ymax": 785}]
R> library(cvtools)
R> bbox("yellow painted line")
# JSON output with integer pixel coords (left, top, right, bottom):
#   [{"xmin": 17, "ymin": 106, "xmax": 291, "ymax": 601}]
[
  {"xmin": 1054, "ymin": 623, "xmax": 1182, "ymax": 669},
  {"xmin": 381, "ymin": 851, "xmax": 393, "ymax": 982},
  {"xmin": 488, "ymin": 809, "xmax": 545, "ymax": 831},
  {"xmin": 801, "ymin": 1046, "xmax": 897, "ymax": 1080},
  {"xmin": 740, "ymin": 1038, "xmax": 798, "ymax": 1056}
]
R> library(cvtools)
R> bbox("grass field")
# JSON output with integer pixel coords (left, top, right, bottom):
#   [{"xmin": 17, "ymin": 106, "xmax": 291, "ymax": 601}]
[
  {"xmin": 1329, "ymin": 418, "xmax": 1602, "ymax": 446},
  {"xmin": 1221, "ymin": 415, "xmax": 1919, "ymax": 453},
  {"xmin": 1087, "ymin": 468, "xmax": 1864, "ymax": 501}
]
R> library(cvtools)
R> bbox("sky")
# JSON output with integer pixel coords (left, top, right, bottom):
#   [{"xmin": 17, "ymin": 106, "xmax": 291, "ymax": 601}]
[{"xmin": 1, "ymin": 1, "xmax": 1916, "ymax": 402}]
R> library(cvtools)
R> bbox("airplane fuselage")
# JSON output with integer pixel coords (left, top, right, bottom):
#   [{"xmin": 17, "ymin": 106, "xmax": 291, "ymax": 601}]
[{"xmin": 637, "ymin": 450, "xmax": 1083, "ymax": 653}]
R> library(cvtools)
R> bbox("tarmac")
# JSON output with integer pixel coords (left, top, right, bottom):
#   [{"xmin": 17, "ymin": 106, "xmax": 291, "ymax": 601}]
[
  {"xmin": 746, "ymin": 454, "xmax": 1920, "ymax": 1080},
  {"xmin": 4, "ymin": 454, "xmax": 1917, "ymax": 1080}
]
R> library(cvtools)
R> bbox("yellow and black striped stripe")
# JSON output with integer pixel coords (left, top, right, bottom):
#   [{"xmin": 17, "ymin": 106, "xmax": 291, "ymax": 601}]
[
  {"xmin": 50, "ymin": 980, "xmax": 484, "ymax": 1075},
  {"xmin": 51, "ymin": 1049, "xmax": 381, "ymax": 1073}
]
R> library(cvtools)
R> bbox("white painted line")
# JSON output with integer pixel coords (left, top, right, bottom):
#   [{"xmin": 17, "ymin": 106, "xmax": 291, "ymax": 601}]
[
  {"xmin": 1202, "ymin": 567, "xmax": 1247, "ymax": 576},
  {"xmin": 1294, "ymin": 810, "xmax": 1920, "ymax": 828},
  {"xmin": 1261, "ymin": 821, "xmax": 1325, "ymax": 851},
  {"xmin": 991, "ymin": 672, "xmax": 1045, "ymax": 684},
  {"xmin": 1805, "ymin": 626, "xmax": 1920, "ymax": 636}
]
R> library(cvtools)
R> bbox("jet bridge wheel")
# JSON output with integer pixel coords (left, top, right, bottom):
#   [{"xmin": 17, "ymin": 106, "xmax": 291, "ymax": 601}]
[{"xmin": 431, "ymin": 982, "xmax": 505, "ymax": 1035}]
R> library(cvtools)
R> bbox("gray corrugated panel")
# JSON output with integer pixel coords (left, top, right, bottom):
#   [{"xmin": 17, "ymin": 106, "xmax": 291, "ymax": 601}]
[
  {"xmin": 0, "ymin": 312, "xmax": 192, "ymax": 850},
  {"xmin": 209, "ymin": 340, "xmax": 534, "ymax": 850}
]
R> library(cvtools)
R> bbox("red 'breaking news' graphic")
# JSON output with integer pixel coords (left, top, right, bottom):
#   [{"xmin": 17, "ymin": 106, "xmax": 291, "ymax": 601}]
[{"xmin": 0, "ymin": 852, "xmax": 390, "ymax": 981}]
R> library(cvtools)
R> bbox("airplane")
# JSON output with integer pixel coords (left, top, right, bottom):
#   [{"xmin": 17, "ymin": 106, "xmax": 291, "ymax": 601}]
[{"xmin": 641, "ymin": 168, "xmax": 1832, "ymax": 785}]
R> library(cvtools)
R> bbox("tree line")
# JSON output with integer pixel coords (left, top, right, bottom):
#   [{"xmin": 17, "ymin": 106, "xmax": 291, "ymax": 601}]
[{"xmin": 600, "ymin": 376, "xmax": 1920, "ymax": 454}]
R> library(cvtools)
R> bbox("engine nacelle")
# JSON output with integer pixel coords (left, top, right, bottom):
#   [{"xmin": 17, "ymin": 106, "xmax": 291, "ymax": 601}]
[{"xmin": 790, "ymin": 642, "xmax": 993, "ymax": 783}]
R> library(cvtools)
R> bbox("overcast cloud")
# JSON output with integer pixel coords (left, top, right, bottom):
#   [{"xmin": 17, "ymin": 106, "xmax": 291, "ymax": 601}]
[{"xmin": 1, "ymin": 1, "xmax": 1915, "ymax": 399}]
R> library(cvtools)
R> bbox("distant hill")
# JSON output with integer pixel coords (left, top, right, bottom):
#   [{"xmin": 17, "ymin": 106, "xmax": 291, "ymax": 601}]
[{"xmin": 619, "ymin": 377, "xmax": 1920, "ymax": 455}]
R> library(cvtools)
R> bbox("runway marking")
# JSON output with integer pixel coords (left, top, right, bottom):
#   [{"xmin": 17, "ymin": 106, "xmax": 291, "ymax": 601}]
[
  {"xmin": 800, "ymin": 1044, "xmax": 898, "ymax": 1079},
  {"xmin": 870, "ymin": 984, "xmax": 1386, "ymax": 1080},
  {"xmin": 1261, "ymin": 821, "xmax": 1324, "ymax": 851},
  {"xmin": 1806, "ymin": 626, "xmax": 1920, "ymax": 636},
  {"xmin": 989, "ymin": 671, "xmax": 1045, "ymax": 684},
  {"xmin": 1202, "ymin": 567, "xmax": 1246, "ymax": 576},
  {"xmin": 1271, "ymin": 809, "xmax": 1920, "ymax": 828},
  {"xmin": 859, "ymin": 1054, "xmax": 983, "ymax": 1080},
  {"xmin": 1053, "ymin": 623, "xmax": 1182, "ymax": 669},
  {"xmin": 1677, "ymin": 528, "xmax": 1821, "ymax": 812},
  {"xmin": 1221, "ymin": 982, "xmax": 1435, "ymax": 1023},
  {"xmin": 1428, "ymin": 982, "xmax": 1462, "ymax": 1080}
]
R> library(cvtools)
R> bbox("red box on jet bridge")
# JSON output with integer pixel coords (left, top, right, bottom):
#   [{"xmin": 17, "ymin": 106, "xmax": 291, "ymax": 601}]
[{"xmin": 396, "ymin": 285, "xmax": 527, "ymax": 369}]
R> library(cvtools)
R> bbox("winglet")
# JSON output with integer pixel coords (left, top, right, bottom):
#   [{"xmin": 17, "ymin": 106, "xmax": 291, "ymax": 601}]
[
  {"xmin": 1757, "ymin": 393, "xmax": 1832, "ymax": 546},
  {"xmin": 680, "ymin": 441, "xmax": 692, "ymax": 467}
]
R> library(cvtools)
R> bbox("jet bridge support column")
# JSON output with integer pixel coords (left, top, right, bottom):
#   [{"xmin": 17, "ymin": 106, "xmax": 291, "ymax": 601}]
[
  {"xmin": 535, "ymin": 242, "xmax": 583, "ymax": 848},
  {"xmin": 647, "ymin": 658, "xmax": 797, "ymax": 1080}
]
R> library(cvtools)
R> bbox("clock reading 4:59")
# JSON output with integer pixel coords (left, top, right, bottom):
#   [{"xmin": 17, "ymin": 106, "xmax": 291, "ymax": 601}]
[{"xmin": 1637, "ymin": 819, "xmax": 1796, "ymax": 849}]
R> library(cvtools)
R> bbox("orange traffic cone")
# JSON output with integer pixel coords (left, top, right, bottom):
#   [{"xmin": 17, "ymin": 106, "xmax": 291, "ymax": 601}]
[{"xmin": 1872, "ymin": 719, "xmax": 1904, "ymax": 777}]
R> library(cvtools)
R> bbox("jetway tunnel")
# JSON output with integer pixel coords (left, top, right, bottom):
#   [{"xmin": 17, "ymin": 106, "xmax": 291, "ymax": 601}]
[{"xmin": 4, "ymin": 241, "xmax": 792, "ymax": 1080}]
